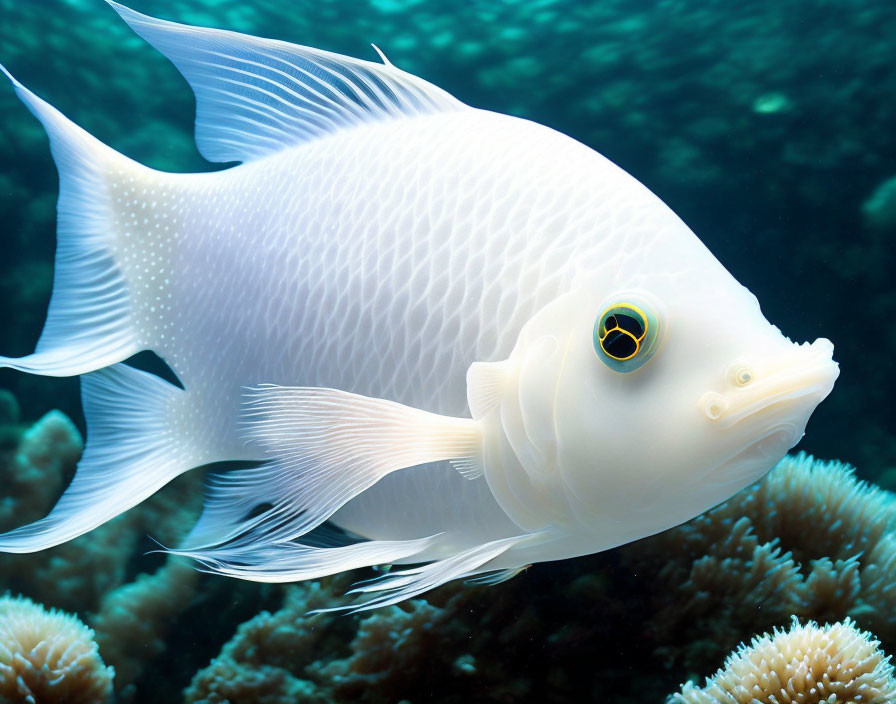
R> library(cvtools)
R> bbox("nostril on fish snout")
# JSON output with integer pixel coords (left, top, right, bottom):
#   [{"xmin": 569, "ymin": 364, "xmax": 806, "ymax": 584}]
[{"xmin": 699, "ymin": 392, "xmax": 728, "ymax": 421}]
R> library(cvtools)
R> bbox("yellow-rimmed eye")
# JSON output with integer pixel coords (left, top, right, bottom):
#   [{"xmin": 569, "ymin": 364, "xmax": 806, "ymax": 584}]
[
  {"xmin": 593, "ymin": 300, "xmax": 661, "ymax": 373},
  {"xmin": 598, "ymin": 309, "xmax": 646, "ymax": 361}
]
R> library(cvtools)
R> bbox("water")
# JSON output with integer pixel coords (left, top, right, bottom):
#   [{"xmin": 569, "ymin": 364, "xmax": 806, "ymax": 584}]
[{"xmin": 0, "ymin": 1, "xmax": 894, "ymax": 702}]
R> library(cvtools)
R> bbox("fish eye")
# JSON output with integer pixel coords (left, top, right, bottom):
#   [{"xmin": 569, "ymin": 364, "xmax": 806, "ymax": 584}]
[{"xmin": 593, "ymin": 300, "xmax": 661, "ymax": 373}]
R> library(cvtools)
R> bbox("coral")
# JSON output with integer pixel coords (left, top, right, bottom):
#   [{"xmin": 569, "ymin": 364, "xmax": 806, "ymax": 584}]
[
  {"xmin": 185, "ymin": 576, "xmax": 514, "ymax": 704},
  {"xmin": 852, "ymin": 532, "xmax": 896, "ymax": 639},
  {"xmin": 184, "ymin": 580, "xmax": 345, "ymax": 704},
  {"xmin": 0, "ymin": 0, "xmax": 894, "ymax": 699},
  {"xmin": 622, "ymin": 453, "xmax": 896, "ymax": 671},
  {"xmin": 184, "ymin": 561, "xmax": 650, "ymax": 704},
  {"xmin": 305, "ymin": 595, "xmax": 448, "ymax": 700},
  {"xmin": 0, "ymin": 593, "xmax": 113, "ymax": 704},
  {"xmin": 670, "ymin": 618, "xmax": 896, "ymax": 704},
  {"xmin": 0, "ymin": 408, "xmax": 82, "ymax": 534},
  {"xmin": 734, "ymin": 454, "xmax": 896, "ymax": 563},
  {"xmin": 165, "ymin": 454, "xmax": 896, "ymax": 702},
  {"xmin": 91, "ymin": 557, "xmax": 199, "ymax": 695},
  {"xmin": 0, "ymin": 404, "xmax": 203, "ymax": 615}
]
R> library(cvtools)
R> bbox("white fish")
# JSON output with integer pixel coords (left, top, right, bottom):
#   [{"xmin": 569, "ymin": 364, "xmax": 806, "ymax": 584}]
[{"xmin": 0, "ymin": 3, "xmax": 839, "ymax": 607}]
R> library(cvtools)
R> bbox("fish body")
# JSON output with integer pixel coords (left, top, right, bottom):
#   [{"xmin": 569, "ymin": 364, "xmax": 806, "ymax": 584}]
[
  {"xmin": 107, "ymin": 108, "xmax": 719, "ymax": 552},
  {"xmin": 0, "ymin": 4, "xmax": 839, "ymax": 606}
]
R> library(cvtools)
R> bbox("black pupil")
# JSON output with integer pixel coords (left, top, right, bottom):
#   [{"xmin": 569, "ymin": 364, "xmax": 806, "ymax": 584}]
[
  {"xmin": 613, "ymin": 312, "xmax": 643, "ymax": 338},
  {"xmin": 602, "ymin": 329, "xmax": 638, "ymax": 359}
]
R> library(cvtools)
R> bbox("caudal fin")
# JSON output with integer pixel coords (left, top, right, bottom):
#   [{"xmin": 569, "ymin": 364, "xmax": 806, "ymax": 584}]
[
  {"xmin": 0, "ymin": 66, "xmax": 142, "ymax": 376},
  {"xmin": 0, "ymin": 364, "xmax": 202, "ymax": 552}
]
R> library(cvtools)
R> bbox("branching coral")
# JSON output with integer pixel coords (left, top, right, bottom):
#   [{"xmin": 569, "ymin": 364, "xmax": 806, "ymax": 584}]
[
  {"xmin": 622, "ymin": 453, "xmax": 896, "ymax": 671},
  {"xmin": 184, "ymin": 563, "xmax": 639, "ymax": 704},
  {"xmin": 184, "ymin": 580, "xmax": 346, "ymax": 704},
  {"xmin": 183, "ymin": 453, "xmax": 896, "ymax": 703},
  {"xmin": 0, "ymin": 593, "xmax": 113, "ymax": 704},
  {"xmin": 670, "ymin": 618, "xmax": 896, "ymax": 704},
  {"xmin": 185, "ymin": 575, "xmax": 527, "ymax": 704},
  {"xmin": 91, "ymin": 557, "xmax": 199, "ymax": 694},
  {"xmin": 732, "ymin": 454, "xmax": 896, "ymax": 562},
  {"xmin": 0, "ymin": 403, "xmax": 203, "ymax": 615},
  {"xmin": 0, "ymin": 406, "xmax": 82, "ymax": 534},
  {"xmin": 0, "ymin": 398, "xmax": 205, "ymax": 701}
]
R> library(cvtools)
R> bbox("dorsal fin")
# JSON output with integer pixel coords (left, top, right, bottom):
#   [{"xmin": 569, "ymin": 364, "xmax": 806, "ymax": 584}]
[{"xmin": 107, "ymin": 2, "xmax": 466, "ymax": 164}]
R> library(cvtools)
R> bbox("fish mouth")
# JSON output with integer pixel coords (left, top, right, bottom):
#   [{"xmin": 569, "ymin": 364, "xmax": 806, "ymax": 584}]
[{"xmin": 711, "ymin": 338, "xmax": 839, "ymax": 430}]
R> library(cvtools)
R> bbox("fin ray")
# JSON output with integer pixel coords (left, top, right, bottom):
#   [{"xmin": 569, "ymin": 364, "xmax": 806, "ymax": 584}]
[
  {"xmin": 0, "ymin": 68, "xmax": 142, "ymax": 376},
  {"xmin": 0, "ymin": 364, "xmax": 201, "ymax": 552},
  {"xmin": 336, "ymin": 535, "xmax": 527, "ymax": 612},
  {"xmin": 175, "ymin": 535, "xmax": 439, "ymax": 584},
  {"xmin": 107, "ymin": 1, "xmax": 465, "ymax": 163},
  {"xmin": 181, "ymin": 385, "xmax": 482, "ymax": 551}
]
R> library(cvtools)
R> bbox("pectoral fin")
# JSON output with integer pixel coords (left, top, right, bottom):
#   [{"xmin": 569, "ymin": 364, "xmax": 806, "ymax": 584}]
[
  {"xmin": 183, "ymin": 385, "xmax": 484, "ymax": 550},
  {"xmin": 466, "ymin": 359, "xmax": 512, "ymax": 419}
]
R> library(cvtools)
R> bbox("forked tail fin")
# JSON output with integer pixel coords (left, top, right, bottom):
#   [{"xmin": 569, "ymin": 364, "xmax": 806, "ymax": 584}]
[{"xmin": 0, "ymin": 66, "xmax": 144, "ymax": 376}]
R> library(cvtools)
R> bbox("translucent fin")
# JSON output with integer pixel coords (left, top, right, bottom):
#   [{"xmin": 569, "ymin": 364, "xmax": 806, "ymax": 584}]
[
  {"xmin": 107, "ymin": 2, "xmax": 466, "ymax": 164},
  {"xmin": 450, "ymin": 456, "xmax": 484, "ymax": 481},
  {"xmin": 0, "ymin": 65, "xmax": 141, "ymax": 376},
  {"xmin": 0, "ymin": 364, "xmax": 202, "ymax": 552},
  {"xmin": 181, "ymin": 385, "xmax": 483, "ymax": 550},
  {"xmin": 466, "ymin": 565, "xmax": 529, "ymax": 586},
  {"xmin": 331, "ymin": 535, "xmax": 527, "ymax": 612},
  {"xmin": 173, "ymin": 534, "xmax": 439, "ymax": 584},
  {"xmin": 466, "ymin": 360, "xmax": 511, "ymax": 420}
]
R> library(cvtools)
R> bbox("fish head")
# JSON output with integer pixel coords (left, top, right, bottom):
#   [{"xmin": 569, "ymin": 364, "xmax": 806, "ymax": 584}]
[{"xmin": 493, "ymin": 272, "xmax": 838, "ymax": 539}]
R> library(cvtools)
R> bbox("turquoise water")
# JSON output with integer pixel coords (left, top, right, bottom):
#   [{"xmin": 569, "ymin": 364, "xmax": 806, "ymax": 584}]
[{"xmin": 0, "ymin": 1, "xmax": 894, "ymax": 702}]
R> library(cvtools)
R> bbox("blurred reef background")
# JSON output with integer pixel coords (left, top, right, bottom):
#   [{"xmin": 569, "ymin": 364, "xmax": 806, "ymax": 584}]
[{"xmin": 0, "ymin": 0, "xmax": 894, "ymax": 702}]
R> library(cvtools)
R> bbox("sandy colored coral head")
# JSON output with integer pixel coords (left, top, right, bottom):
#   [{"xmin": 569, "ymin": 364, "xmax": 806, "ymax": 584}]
[
  {"xmin": 671, "ymin": 617, "xmax": 896, "ymax": 704},
  {"xmin": 0, "ymin": 593, "xmax": 114, "ymax": 704}
]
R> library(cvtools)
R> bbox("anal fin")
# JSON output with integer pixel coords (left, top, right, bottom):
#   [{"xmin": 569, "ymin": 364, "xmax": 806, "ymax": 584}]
[
  {"xmin": 334, "ymin": 534, "xmax": 530, "ymax": 612},
  {"xmin": 174, "ymin": 534, "xmax": 439, "ymax": 584}
]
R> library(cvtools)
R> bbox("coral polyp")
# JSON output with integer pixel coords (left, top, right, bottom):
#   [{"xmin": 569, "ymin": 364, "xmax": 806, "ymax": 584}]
[
  {"xmin": 0, "ymin": 594, "xmax": 113, "ymax": 704},
  {"xmin": 671, "ymin": 618, "xmax": 896, "ymax": 704}
]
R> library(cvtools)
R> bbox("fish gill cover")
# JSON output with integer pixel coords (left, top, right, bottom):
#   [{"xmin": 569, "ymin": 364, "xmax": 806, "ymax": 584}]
[{"xmin": 0, "ymin": 0, "xmax": 893, "ymax": 702}]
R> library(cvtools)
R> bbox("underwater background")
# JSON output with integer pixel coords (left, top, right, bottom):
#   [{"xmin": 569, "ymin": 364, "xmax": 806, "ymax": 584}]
[{"xmin": 0, "ymin": 0, "xmax": 894, "ymax": 702}]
